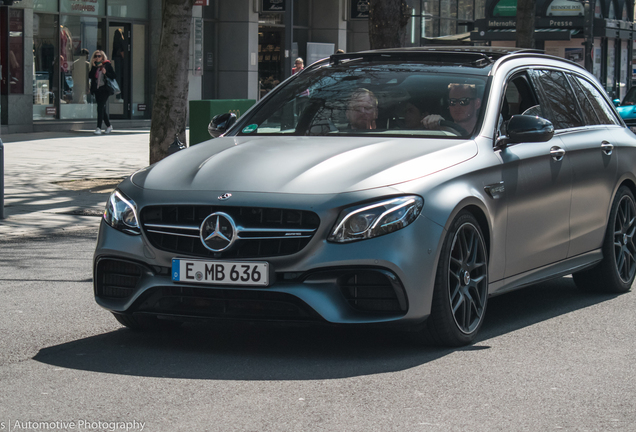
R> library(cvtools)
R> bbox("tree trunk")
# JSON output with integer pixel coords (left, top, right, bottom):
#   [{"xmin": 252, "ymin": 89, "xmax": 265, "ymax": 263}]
[
  {"xmin": 149, "ymin": 0, "xmax": 196, "ymax": 164},
  {"xmin": 368, "ymin": 0, "xmax": 410, "ymax": 49},
  {"xmin": 516, "ymin": 0, "xmax": 536, "ymax": 49}
]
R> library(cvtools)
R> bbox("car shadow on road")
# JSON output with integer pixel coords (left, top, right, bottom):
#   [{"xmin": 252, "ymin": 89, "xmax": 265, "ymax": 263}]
[{"xmin": 33, "ymin": 276, "xmax": 622, "ymax": 380}]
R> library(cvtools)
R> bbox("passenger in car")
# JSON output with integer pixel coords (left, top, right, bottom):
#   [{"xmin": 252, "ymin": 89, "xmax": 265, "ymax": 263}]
[
  {"xmin": 422, "ymin": 83, "xmax": 482, "ymax": 134},
  {"xmin": 346, "ymin": 88, "xmax": 378, "ymax": 130},
  {"xmin": 400, "ymin": 99, "xmax": 429, "ymax": 129}
]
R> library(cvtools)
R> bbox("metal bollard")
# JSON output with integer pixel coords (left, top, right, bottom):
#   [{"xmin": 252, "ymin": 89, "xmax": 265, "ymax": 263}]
[{"xmin": 0, "ymin": 139, "xmax": 3, "ymax": 219}]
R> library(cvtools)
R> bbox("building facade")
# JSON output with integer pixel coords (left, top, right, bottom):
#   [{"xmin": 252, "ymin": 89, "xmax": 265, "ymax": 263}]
[
  {"xmin": 471, "ymin": 0, "xmax": 636, "ymax": 100},
  {"xmin": 0, "ymin": 0, "xmax": 633, "ymax": 133}
]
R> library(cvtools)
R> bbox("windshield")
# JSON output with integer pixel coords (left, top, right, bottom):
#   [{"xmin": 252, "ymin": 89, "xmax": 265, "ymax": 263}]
[{"xmin": 237, "ymin": 61, "xmax": 488, "ymax": 138}]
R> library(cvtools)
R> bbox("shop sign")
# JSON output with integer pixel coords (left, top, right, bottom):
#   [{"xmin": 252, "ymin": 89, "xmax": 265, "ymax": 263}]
[
  {"xmin": 547, "ymin": 0, "xmax": 584, "ymax": 17},
  {"xmin": 262, "ymin": 0, "xmax": 284, "ymax": 12},
  {"xmin": 493, "ymin": 0, "xmax": 516, "ymax": 17},
  {"xmin": 485, "ymin": 17, "xmax": 583, "ymax": 29},
  {"xmin": 194, "ymin": 0, "xmax": 209, "ymax": 5},
  {"xmin": 537, "ymin": 17, "xmax": 584, "ymax": 28},
  {"xmin": 61, "ymin": 0, "xmax": 103, "ymax": 16},
  {"xmin": 45, "ymin": 107, "xmax": 57, "ymax": 116},
  {"xmin": 138, "ymin": 104, "xmax": 146, "ymax": 112},
  {"xmin": 351, "ymin": 0, "xmax": 369, "ymax": 19}
]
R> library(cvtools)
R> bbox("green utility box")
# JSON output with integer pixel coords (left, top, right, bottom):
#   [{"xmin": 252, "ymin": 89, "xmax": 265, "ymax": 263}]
[{"xmin": 189, "ymin": 99, "xmax": 256, "ymax": 145}]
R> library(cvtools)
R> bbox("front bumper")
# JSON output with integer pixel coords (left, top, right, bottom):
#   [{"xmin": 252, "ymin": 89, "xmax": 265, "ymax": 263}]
[{"xmin": 93, "ymin": 210, "xmax": 445, "ymax": 325}]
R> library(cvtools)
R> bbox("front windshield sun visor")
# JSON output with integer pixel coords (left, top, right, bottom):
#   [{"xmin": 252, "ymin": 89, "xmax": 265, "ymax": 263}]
[{"xmin": 235, "ymin": 62, "xmax": 488, "ymax": 139}]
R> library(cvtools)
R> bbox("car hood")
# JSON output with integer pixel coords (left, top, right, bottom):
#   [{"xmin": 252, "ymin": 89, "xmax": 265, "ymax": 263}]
[{"xmin": 131, "ymin": 136, "xmax": 477, "ymax": 194}]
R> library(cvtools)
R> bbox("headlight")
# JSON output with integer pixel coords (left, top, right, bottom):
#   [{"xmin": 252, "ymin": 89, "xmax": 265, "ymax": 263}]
[
  {"xmin": 328, "ymin": 196, "xmax": 423, "ymax": 243},
  {"xmin": 103, "ymin": 190, "xmax": 141, "ymax": 235}
]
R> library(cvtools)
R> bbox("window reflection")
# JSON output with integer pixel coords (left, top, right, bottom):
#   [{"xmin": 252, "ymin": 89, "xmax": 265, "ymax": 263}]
[
  {"xmin": 33, "ymin": 14, "xmax": 58, "ymax": 120},
  {"xmin": 534, "ymin": 70, "xmax": 583, "ymax": 129},
  {"xmin": 9, "ymin": 8, "xmax": 23, "ymax": 94},
  {"xmin": 59, "ymin": 15, "xmax": 103, "ymax": 120}
]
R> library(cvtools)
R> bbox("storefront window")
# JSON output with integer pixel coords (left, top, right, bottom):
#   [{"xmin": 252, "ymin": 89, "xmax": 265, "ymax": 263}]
[
  {"xmin": 61, "ymin": 0, "xmax": 105, "ymax": 16},
  {"xmin": 59, "ymin": 15, "xmax": 104, "ymax": 120},
  {"xmin": 608, "ymin": 2, "xmax": 615, "ymax": 19},
  {"xmin": 33, "ymin": 14, "xmax": 59, "ymax": 121},
  {"xmin": 9, "ymin": 9, "xmax": 24, "ymax": 94},
  {"xmin": 620, "ymin": 40, "xmax": 628, "ymax": 100},
  {"xmin": 423, "ymin": 0, "xmax": 439, "ymax": 38},
  {"xmin": 458, "ymin": 0, "xmax": 473, "ymax": 21},
  {"xmin": 258, "ymin": 30, "xmax": 282, "ymax": 98},
  {"xmin": 34, "ymin": 0, "xmax": 58, "ymax": 12},
  {"xmin": 593, "ymin": 44, "xmax": 602, "ymax": 80},
  {"xmin": 108, "ymin": 0, "xmax": 148, "ymax": 19},
  {"xmin": 439, "ymin": 0, "xmax": 458, "ymax": 35},
  {"xmin": 475, "ymin": 0, "xmax": 486, "ymax": 19},
  {"xmin": 606, "ymin": 39, "xmax": 615, "ymax": 97}
]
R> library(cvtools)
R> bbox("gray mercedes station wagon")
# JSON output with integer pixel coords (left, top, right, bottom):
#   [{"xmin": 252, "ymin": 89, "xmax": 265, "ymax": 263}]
[{"xmin": 95, "ymin": 47, "xmax": 636, "ymax": 346}]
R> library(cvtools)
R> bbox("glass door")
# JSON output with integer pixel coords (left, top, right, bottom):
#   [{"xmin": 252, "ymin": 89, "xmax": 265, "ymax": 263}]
[{"xmin": 108, "ymin": 22, "xmax": 130, "ymax": 118}]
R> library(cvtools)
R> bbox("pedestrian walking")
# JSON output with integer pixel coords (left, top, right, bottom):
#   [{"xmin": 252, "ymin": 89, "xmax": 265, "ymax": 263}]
[
  {"xmin": 89, "ymin": 50, "xmax": 116, "ymax": 135},
  {"xmin": 292, "ymin": 58, "xmax": 304, "ymax": 74}
]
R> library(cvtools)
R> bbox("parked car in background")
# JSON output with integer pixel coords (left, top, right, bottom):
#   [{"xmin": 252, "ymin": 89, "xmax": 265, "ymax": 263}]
[
  {"xmin": 95, "ymin": 47, "xmax": 636, "ymax": 346},
  {"xmin": 614, "ymin": 87, "xmax": 636, "ymax": 133}
]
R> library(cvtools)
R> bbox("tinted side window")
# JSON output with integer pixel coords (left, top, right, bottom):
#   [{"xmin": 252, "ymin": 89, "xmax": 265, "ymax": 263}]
[
  {"xmin": 568, "ymin": 74, "xmax": 601, "ymax": 125},
  {"xmin": 502, "ymin": 73, "xmax": 541, "ymax": 119},
  {"xmin": 532, "ymin": 69, "xmax": 584, "ymax": 129},
  {"xmin": 574, "ymin": 76, "xmax": 619, "ymax": 125}
]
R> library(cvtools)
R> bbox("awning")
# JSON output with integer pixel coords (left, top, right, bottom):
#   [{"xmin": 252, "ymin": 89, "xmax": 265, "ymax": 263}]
[{"xmin": 421, "ymin": 32, "xmax": 473, "ymax": 45}]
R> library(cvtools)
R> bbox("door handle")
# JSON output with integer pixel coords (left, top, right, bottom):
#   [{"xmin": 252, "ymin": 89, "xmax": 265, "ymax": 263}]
[
  {"xmin": 550, "ymin": 146, "xmax": 566, "ymax": 161},
  {"xmin": 601, "ymin": 141, "xmax": 614, "ymax": 155}
]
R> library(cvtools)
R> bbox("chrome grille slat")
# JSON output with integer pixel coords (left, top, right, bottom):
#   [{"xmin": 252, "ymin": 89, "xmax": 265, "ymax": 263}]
[
  {"xmin": 144, "ymin": 223, "xmax": 199, "ymax": 231},
  {"xmin": 146, "ymin": 229, "xmax": 200, "ymax": 239},
  {"xmin": 140, "ymin": 205, "xmax": 320, "ymax": 259}
]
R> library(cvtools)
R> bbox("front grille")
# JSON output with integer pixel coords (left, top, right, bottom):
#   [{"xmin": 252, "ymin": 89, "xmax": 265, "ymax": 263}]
[
  {"xmin": 338, "ymin": 270, "xmax": 406, "ymax": 313},
  {"xmin": 137, "ymin": 286, "xmax": 321, "ymax": 321},
  {"xmin": 95, "ymin": 258, "xmax": 144, "ymax": 299},
  {"xmin": 140, "ymin": 205, "xmax": 320, "ymax": 259}
]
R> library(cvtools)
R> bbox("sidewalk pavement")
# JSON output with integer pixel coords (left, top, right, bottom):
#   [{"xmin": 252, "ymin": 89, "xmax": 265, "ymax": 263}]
[{"xmin": 0, "ymin": 129, "xmax": 154, "ymax": 239}]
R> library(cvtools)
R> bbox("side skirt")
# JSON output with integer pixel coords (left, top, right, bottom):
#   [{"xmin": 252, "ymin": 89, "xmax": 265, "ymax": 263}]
[{"xmin": 488, "ymin": 249, "xmax": 603, "ymax": 297}]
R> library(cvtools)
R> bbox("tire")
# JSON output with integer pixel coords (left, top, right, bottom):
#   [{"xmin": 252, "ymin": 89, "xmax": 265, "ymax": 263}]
[
  {"xmin": 573, "ymin": 186, "xmax": 636, "ymax": 293},
  {"xmin": 422, "ymin": 211, "xmax": 489, "ymax": 346},
  {"xmin": 113, "ymin": 313, "xmax": 182, "ymax": 331}
]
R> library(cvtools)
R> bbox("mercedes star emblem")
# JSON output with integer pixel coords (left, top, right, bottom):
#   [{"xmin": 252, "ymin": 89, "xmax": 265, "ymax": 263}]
[{"xmin": 200, "ymin": 212, "xmax": 237, "ymax": 252}]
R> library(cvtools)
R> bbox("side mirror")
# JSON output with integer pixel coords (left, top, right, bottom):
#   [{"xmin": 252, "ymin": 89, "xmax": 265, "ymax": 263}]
[
  {"xmin": 208, "ymin": 112, "xmax": 237, "ymax": 138},
  {"xmin": 497, "ymin": 115, "xmax": 554, "ymax": 148},
  {"xmin": 613, "ymin": 99, "xmax": 621, "ymax": 107}
]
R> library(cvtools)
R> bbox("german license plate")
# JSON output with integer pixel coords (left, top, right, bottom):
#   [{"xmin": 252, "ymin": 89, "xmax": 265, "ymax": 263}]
[{"xmin": 172, "ymin": 258, "xmax": 269, "ymax": 286}]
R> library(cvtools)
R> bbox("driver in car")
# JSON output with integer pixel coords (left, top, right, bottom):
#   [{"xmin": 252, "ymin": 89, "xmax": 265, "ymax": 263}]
[
  {"xmin": 346, "ymin": 88, "xmax": 378, "ymax": 130},
  {"xmin": 422, "ymin": 83, "xmax": 482, "ymax": 134}
]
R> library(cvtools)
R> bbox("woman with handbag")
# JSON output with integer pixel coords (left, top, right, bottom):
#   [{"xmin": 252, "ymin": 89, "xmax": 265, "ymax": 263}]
[{"xmin": 89, "ymin": 50, "xmax": 117, "ymax": 135}]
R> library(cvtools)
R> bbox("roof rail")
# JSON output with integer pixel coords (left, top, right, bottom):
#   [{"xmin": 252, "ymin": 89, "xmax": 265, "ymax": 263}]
[{"xmin": 329, "ymin": 50, "xmax": 497, "ymax": 68}]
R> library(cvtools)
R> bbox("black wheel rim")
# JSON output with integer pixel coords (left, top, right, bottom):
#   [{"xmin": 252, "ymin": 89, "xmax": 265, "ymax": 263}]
[
  {"xmin": 613, "ymin": 195, "xmax": 636, "ymax": 283},
  {"xmin": 448, "ymin": 223, "xmax": 488, "ymax": 334}
]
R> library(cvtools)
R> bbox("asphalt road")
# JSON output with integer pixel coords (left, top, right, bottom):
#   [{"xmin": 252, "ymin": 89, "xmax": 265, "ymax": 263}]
[{"xmin": 1, "ymin": 230, "xmax": 635, "ymax": 432}]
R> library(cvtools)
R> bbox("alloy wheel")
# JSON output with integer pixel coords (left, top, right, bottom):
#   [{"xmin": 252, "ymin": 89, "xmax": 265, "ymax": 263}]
[
  {"xmin": 448, "ymin": 222, "xmax": 488, "ymax": 334},
  {"xmin": 613, "ymin": 195, "xmax": 636, "ymax": 283}
]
